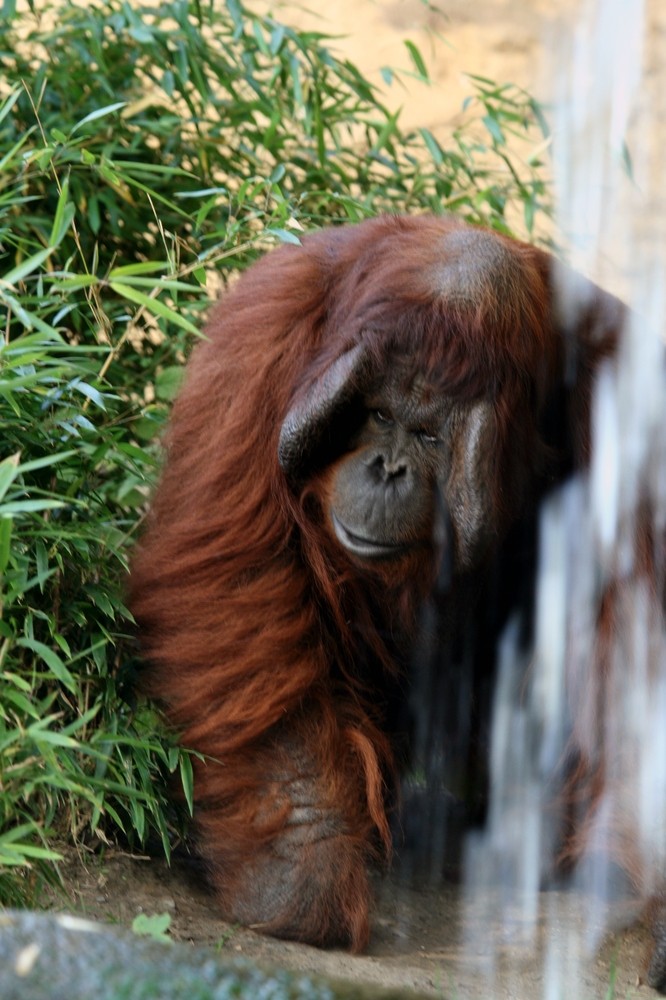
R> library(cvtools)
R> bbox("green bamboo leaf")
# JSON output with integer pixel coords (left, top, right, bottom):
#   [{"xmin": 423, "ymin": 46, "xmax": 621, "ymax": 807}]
[
  {"xmin": 14, "ymin": 451, "xmax": 77, "ymax": 474},
  {"xmin": 108, "ymin": 261, "xmax": 173, "ymax": 277},
  {"xmin": 106, "ymin": 276, "xmax": 196, "ymax": 291},
  {"xmin": 419, "ymin": 127, "xmax": 444, "ymax": 166},
  {"xmin": 70, "ymin": 102, "xmax": 127, "ymax": 134},
  {"xmin": 0, "ymin": 515, "xmax": 12, "ymax": 572},
  {"xmin": 110, "ymin": 282, "xmax": 200, "ymax": 335},
  {"xmin": 0, "ymin": 500, "xmax": 66, "ymax": 514},
  {"xmin": 269, "ymin": 23, "xmax": 285, "ymax": 54},
  {"xmin": 0, "ymin": 453, "xmax": 20, "ymax": 503},
  {"xmin": 2, "ymin": 686, "xmax": 40, "ymax": 718},
  {"xmin": 0, "ymin": 131, "xmax": 33, "ymax": 172},
  {"xmin": 404, "ymin": 40, "xmax": 429, "ymax": 81},
  {"xmin": 483, "ymin": 114, "xmax": 506, "ymax": 145},
  {"xmin": 0, "ymin": 85, "xmax": 21, "ymax": 126},
  {"xmin": 1, "ymin": 247, "xmax": 54, "ymax": 287},
  {"xmin": 0, "ymin": 369, "xmax": 67, "ymax": 394},
  {"xmin": 16, "ymin": 638, "xmax": 77, "ymax": 693},
  {"xmin": 128, "ymin": 25, "xmax": 154, "ymax": 44},
  {"xmin": 289, "ymin": 53, "xmax": 303, "ymax": 107},
  {"xmin": 252, "ymin": 19, "xmax": 269, "ymax": 56},
  {"xmin": 0, "ymin": 844, "xmax": 63, "ymax": 862},
  {"xmin": 0, "ymin": 330, "xmax": 63, "ymax": 353},
  {"xmin": 371, "ymin": 110, "xmax": 401, "ymax": 155},
  {"xmin": 49, "ymin": 176, "xmax": 76, "ymax": 245},
  {"xmin": 26, "ymin": 727, "xmax": 80, "ymax": 748},
  {"xmin": 179, "ymin": 752, "xmax": 194, "ymax": 815},
  {"xmin": 51, "ymin": 274, "xmax": 99, "ymax": 290},
  {"xmin": 265, "ymin": 228, "xmax": 302, "ymax": 246},
  {"xmin": 70, "ymin": 380, "xmax": 107, "ymax": 410}
]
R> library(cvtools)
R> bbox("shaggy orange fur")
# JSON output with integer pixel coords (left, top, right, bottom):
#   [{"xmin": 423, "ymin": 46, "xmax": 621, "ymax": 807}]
[{"xmin": 129, "ymin": 215, "xmax": 666, "ymax": 966}]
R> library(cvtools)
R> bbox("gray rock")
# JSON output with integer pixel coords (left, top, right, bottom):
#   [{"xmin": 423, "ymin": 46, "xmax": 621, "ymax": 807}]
[{"xmin": 0, "ymin": 911, "xmax": 427, "ymax": 1000}]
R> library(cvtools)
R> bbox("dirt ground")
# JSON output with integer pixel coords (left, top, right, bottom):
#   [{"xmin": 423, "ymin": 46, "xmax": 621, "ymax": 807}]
[
  {"xmin": 55, "ymin": 846, "xmax": 654, "ymax": 998},
  {"xmin": 49, "ymin": 2, "xmax": 665, "ymax": 998}
]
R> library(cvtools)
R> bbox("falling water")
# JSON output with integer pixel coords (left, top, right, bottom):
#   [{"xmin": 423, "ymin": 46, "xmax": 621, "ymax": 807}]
[{"xmin": 462, "ymin": 0, "xmax": 666, "ymax": 996}]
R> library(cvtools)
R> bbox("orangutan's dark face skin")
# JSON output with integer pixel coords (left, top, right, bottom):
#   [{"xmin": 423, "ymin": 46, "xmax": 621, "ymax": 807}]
[{"xmin": 321, "ymin": 368, "xmax": 497, "ymax": 570}]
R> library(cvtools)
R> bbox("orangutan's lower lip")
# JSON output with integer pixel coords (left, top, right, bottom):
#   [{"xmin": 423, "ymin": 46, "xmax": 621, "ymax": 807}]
[{"xmin": 331, "ymin": 513, "xmax": 409, "ymax": 559}]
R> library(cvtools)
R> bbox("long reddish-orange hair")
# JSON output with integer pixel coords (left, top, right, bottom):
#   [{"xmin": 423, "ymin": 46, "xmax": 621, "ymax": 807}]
[{"xmin": 130, "ymin": 214, "xmax": 624, "ymax": 950}]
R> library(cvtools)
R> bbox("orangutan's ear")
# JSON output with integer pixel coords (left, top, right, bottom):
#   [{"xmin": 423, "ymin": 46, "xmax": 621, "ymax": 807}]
[{"xmin": 278, "ymin": 345, "xmax": 369, "ymax": 483}]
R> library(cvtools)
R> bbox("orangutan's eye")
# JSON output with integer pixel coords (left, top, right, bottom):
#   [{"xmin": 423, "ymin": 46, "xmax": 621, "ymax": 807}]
[{"xmin": 373, "ymin": 409, "xmax": 394, "ymax": 426}]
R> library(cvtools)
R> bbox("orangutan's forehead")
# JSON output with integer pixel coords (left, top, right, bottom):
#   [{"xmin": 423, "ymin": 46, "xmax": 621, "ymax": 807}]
[{"xmin": 366, "ymin": 366, "xmax": 453, "ymax": 423}]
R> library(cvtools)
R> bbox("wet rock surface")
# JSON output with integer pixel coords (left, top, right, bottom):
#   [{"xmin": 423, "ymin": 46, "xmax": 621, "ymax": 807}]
[{"xmin": 0, "ymin": 907, "xmax": 429, "ymax": 1000}]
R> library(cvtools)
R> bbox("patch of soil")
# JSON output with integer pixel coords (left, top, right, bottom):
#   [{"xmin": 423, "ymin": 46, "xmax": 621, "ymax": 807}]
[{"xmin": 52, "ymin": 847, "xmax": 654, "ymax": 998}]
